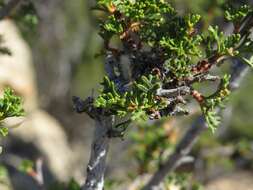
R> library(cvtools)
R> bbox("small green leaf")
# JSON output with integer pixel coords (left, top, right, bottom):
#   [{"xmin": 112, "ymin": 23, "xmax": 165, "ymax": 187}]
[
  {"xmin": 67, "ymin": 178, "xmax": 81, "ymax": 190},
  {"xmin": 241, "ymin": 56, "xmax": 253, "ymax": 67},
  {"xmin": 225, "ymin": 5, "xmax": 252, "ymax": 23},
  {"xmin": 0, "ymin": 127, "xmax": 8, "ymax": 137},
  {"xmin": 19, "ymin": 160, "xmax": 34, "ymax": 173}
]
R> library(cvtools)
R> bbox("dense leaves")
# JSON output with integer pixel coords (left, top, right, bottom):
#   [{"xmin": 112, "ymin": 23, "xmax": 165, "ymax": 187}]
[
  {"xmin": 201, "ymin": 75, "xmax": 231, "ymax": 131},
  {"xmin": 225, "ymin": 4, "xmax": 252, "ymax": 23},
  {"xmin": 95, "ymin": 74, "xmax": 167, "ymax": 121},
  {"xmin": 0, "ymin": 88, "xmax": 24, "ymax": 138},
  {"xmin": 0, "ymin": 88, "xmax": 24, "ymax": 120},
  {"xmin": 94, "ymin": 0, "xmax": 253, "ymax": 131}
]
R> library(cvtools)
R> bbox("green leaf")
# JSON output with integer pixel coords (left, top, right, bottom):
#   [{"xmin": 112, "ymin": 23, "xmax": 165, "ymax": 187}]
[
  {"xmin": 19, "ymin": 160, "xmax": 34, "ymax": 173},
  {"xmin": 0, "ymin": 88, "xmax": 24, "ymax": 121},
  {"xmin": 0, "ymin": 165, "xmax": 8, "ymax": 178},
  {"xmin": 67, "ymin": 179, "xmax": 81, "ymax": 190},
  {"xmin": 0, "ymin": 127, "xmax": 8, "ymax": 137},
  {"xmin": 135, "ymin": 83, "xmax": 149, "ymax": 92},
  {"xmin": 201, "ymin": 75, "xmax": 231, "ymax": 132},
  {"xmin": 241, "ymin": 56, "xmax": 253, "ymax": 67},
  {"xmin": 225, "ymin": 5, "xmax": 252, "ymax": 23}
]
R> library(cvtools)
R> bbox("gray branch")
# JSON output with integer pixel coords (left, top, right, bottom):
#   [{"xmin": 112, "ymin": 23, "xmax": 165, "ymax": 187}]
[
  {"xmin": 186, "ymin": 74, "xmax": 220, "ymax": 84},
  {"xmin": 73, "ymin": 96, "xmax": 113, "ymax": 190},
  {"xmin": 82, "ymin": 116, "xmax": 113, "ymax": 190},
  {"xmin": 156, "ymin": 86, "xmax": 191, "ymax": 98}
]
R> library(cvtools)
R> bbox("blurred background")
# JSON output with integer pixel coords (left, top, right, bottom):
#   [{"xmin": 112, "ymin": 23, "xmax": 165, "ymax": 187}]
[{"xmin": 0, "ymin": 0, "xmax": 252, "ymax": 189}]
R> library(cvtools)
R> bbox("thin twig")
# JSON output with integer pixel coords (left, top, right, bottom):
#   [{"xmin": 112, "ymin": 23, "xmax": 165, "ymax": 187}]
[
  {"xmin": 156, "ymin": 86, "xmax": 191, "ymax": 97},
  {"xmin": 185, "ymin": 74, "xmax": 220, "ymax": 85},
  {"xmin": 29, "ymin": 158, "xmax": 46, "ymax": 190},
  {"xmin": 35, "ymin": 158, "xmax": 44, "ymax": 188}
]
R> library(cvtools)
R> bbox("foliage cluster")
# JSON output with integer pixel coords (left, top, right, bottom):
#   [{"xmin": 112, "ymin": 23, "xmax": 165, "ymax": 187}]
[
  {"xmin": 94, "ymin": 0, "xmax": 253, "ymax": 132},
  {"xmin": 0, "ymin": 88, "xmax": 24, "ymax": 152}
]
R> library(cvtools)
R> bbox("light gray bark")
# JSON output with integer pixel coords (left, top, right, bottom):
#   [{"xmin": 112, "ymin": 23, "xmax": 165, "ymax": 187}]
[{"xmin": 82, "ymin": 116, "xmax": 113, "ymax": 190}]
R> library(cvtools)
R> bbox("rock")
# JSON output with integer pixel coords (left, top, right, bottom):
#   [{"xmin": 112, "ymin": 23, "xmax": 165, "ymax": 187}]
[
  {"xmin": 0, "ymin": 19, "xmax": 38, "ymax": 112},
  {"xmin": 0, "ymin": 19, "xmax": 76, "ymax": 182},
  {"xmin": 9, "ymin": 110, "xmax": 74, "ymax": 181}
]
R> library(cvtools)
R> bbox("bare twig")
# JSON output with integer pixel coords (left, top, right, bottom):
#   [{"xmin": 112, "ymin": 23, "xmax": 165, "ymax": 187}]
[
  {"xmin": 0, "ymin": 0, "xmax": 22, "ymax": 20},
  {"xmin": 157, "ymin": 74, "xmax": 220, "ymax": 99},
  {"xmin": 35, "ymin": 158, "xmax": 44, "ymax": 188},
  {"xmin": 27, "ymin": 158, "xmax": 46, "ymax": 190},
  {"xmin": 186, "ymin": 74, "xmax": 220, "ymax": 85},
  {"xmin": 156, "ymin": 86, "xmax": 191, "ymax": 97}
]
